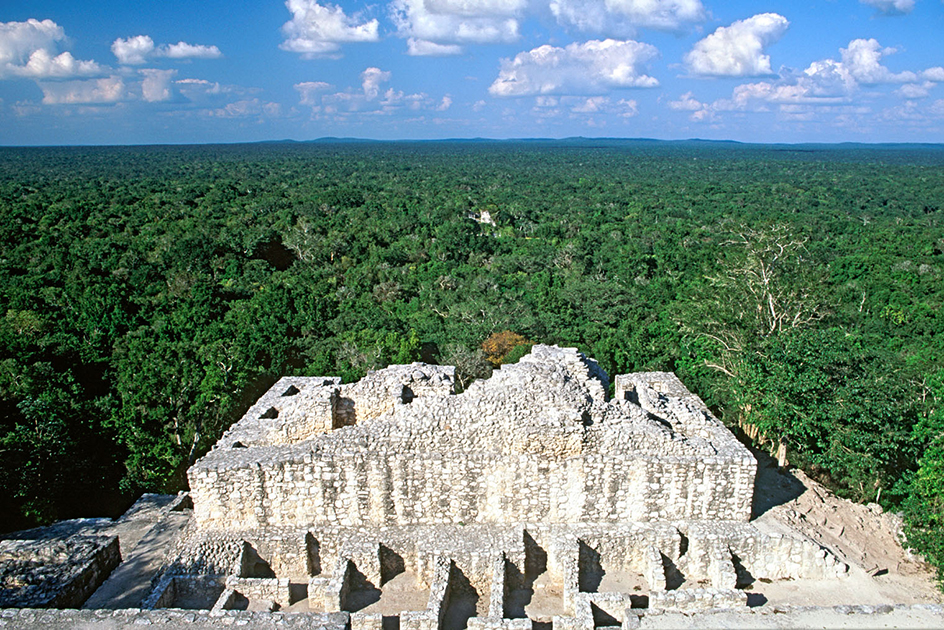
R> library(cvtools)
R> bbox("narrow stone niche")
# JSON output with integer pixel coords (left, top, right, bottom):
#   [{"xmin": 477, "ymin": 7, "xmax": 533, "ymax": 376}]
[
  {"xmin": 441, "ymin": 562, "xmax": 483, "ymax": 630},
  {"xmin": 240, "ymin": 542, "xmax": 276, "ymax": 579},
  {"xmin": 341, "ymin": 561, "xmax": 381, "ymax": 612},
  {"xmin": 578, "ymin": 540, "xmax": 604, "ymax": 593},
  {"xmin": 307, "ymin": 533, "xmax": 322, "ymax": 577},
  {"xmin": 506, "ymin": 531, "xmax": 565, "ymax": 623}
]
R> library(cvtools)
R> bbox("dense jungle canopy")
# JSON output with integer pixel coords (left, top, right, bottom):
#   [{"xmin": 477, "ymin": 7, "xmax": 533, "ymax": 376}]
[{"xmin": 0, "ymin": 140, "xmax": 942, "ymax": 583}]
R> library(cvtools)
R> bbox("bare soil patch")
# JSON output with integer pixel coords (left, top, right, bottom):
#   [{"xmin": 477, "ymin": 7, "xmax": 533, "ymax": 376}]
[{"xmin": 750, "ymin": 448, "xmax": 942, "ymax": 607}]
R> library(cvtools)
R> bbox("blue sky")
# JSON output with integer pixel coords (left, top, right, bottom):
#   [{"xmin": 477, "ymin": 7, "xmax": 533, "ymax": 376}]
[{"xmin": 1, "ymin": 0, "xmax": 942, "ymax": 144}]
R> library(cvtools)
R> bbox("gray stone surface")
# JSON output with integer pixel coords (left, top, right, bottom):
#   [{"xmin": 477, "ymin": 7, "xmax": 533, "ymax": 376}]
[
  {"xmin": 82, "ymin": 498, "xmax": 192, "ymax": 610},
  {"xmin": 0, "ymin": 533, "xmax": 120, "ymax": 609},
  {"xmin": 1, "ymin": 605, "xmax": 940, "ymax": 629}
]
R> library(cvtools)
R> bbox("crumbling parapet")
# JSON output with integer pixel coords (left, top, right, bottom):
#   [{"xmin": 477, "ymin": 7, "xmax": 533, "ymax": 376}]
[
  {"xmin": 0, "ymin": 534, "xmax": 120, "ymax": 609},
  {"xmin": 648, "ymin": 587, "xmax": 748, "ymax": 611}
]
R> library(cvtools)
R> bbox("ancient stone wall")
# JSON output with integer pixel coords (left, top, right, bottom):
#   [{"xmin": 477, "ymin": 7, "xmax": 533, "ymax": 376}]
[
  {"xmin": 335, "ymin": 364, "xmax": 456, "ymax": 426},
  {"xmin": 3, "ymin": 604, "xmax": 941, "ymax": 629},
  {"xmin": 0, "ymin": 535, "xmax": 120, "ymax": 609},
  {"xmin": 0, "ymin": 347, "xmax": 932, "ymax": 625},
  {"xmin": 190, "ymin": 347, "xmax": 755, "ymax": 533},
  {"xmin": 191, "ymin": 450, "xmax": 754, "ymax": 531}
]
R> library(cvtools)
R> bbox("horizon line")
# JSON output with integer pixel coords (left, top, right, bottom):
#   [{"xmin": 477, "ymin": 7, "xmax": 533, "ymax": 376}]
[{"xmin": 2, "ymin": 136, "xmax": 944, "ymax": 149}]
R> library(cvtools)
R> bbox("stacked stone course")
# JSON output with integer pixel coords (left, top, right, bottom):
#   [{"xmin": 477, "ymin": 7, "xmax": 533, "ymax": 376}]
[
  {"xmin": 146, "ymin": 345, "xmax": 850, "ymax": 625},
  {"xmin": 0, "ymin": 534, "xmax": 120, "ymax": 609},
  {"xmin": 190, "ymin": 348, "xmax": 754, "ymax": 532}
]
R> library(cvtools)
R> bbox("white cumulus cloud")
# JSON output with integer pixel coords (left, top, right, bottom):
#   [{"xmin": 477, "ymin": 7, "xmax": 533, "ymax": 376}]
[
  {"xmin": 710, "ymin": 37, "xmax": 926, "ymax": 115},
  {"xmin": 163, "ymin": 42, "xmax": 223, "ymax": 60},
  {"xmin": 361, "ymin": 67, "xmax": 391, "ymax": 100},
  {"xmin": 111, "ymin": 35, "xmax": 154, "ymax": 65},
  {"xmin": 549, "ymin": 0, "xmax": 618, "ymax": 35},
  {"xmin": 531, "ymin": 94, "xmax": 639, "ymax": 121},
  {"xmin": 0, "ymin": 19, "xmax": 64, "ymax": 69},
  {"xmin": 571, "ymin": 95, "xmax": 608, "ymax": 112},
  {"xmin": 295, "ymin": 81, "xmax": 334, "ymax": 105},
  {"xmin": 208, "ymin": 98, "xmax": 282, "ymax": 118},
  {"xmin": 1, "ymin": 19, "xmax": 103, "ymax": 79},
  {"xmin": 280, "ymin": 0, "xmax": 379, "ymax": 58},
  {"xmin": 489, "ymin": 39, "xmax": 659, "ymax": 97},
  {"xmin": 617, "ymin": 98, "xmax": 639, "ymax": 117},
  {"xmin": 18, "ymin": 49, "xmax": 102, "ymax": 78},
  {"xmin": 294, "ymin": 69, "xmax": 452, "ymax": 119},
  {"xmin": 604, "ymin": 0, "xmax": 705, "ymax": 30},
  {"xmin": 684, "ymin": 13, "xmax": 789, "ymax": 77},
  {"xmin": 112, "ymin": 35, "xmax": 222, "ymax": 65},
  {"xmin": 406, "ymin": 38, "xmax": 464, "ymax": 56},
  {"xmin": 923, "ymin": 67, "xmax": 944, "ymax": 82},
  {"xmin": 141, "ymin": 69, "xmax": 177, "ymax": 102},
  {"xmin": 391, "ymin": 0, "xmax": 521, "ymax": 48},
  {"xmin": 723, "ymin": 60, "xmax": 859, "ymax": 110},
  {"xmin": 550, "ymin": 0, "xmax": 704, "ymax": 35},
  {"xmin": 669, "ymin": 91, "xmax": 704, "ymax": 111},
  {"xmin": 860, "ymin": 0, "xmax": 915, "ymax": 15},
  {"xmin": 840, "ymin": 38, "xmax": 915, "ymax": 84},
  {"xmin": 895, "ymin": 81, "xmax": 934, "ymax": 99},
  {"xmin": 424, "ymin": 0, "xmax": 526, "ymax": 17},
  {"xmin": 38, "ymin": 76, "xmax": 126, "ymax": 104},
  {"xmin": 176, "ymin": 78, "xmax": 230, "ymax": 100},
  {"xmin": 798, "ymin": 59, "xmax": 858, "ymax": 98},
  {"xmin": 668, "ymin": 91, "xmax": 716, "ymax": 121}
]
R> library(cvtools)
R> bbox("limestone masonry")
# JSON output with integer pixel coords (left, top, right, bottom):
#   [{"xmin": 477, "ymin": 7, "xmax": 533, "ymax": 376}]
[
  {"xmin": 190, "ymin": 345, "xmax": 755, "ymax": 530},
  {"xmin": 129, "ymin": 345, "xmax": 850, "ymax": 628},
  {"xmin": 7, "ymin": 344, "xmax": 891, "ymax": 627},
  {"xmin": 0, "ymin": 533, "xmax": 119, "ymax": 609}
]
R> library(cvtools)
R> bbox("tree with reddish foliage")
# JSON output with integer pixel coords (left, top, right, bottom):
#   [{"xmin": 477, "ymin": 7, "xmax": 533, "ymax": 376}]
[{"xmin": 481, "ymin": 331, "xmax": 532, "ymax": 367}]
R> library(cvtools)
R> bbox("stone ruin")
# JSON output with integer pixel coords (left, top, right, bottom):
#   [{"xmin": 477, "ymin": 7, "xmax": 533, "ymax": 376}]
[
  {"xmin": 0, "ymin": 528, "xmax": 119, "ymax": 609},
  {"xmin": 141, "ymin": 344, "xmax": 848, "ymax": 627}
]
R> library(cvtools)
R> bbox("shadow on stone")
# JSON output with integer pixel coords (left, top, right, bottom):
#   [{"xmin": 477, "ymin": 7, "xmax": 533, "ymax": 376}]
[
  {"xmin": 578, "ymin": 541, "xmax": 604, "ymax": 593},
  {"xmin": 227, "ymin": 591, "xmax": 250, "ymax": 610},
  {"xmin": 240, "ymin": 542, "xmax": 275, "ymax": 579},
  {"xmin": 661, "ymin": 553, "xmax": 685, "ymax": 591},
  {"xmin": 504, "ymin": 556, "xmax": 530, "ymax": 619},
  {"xmin": 590, "ymin": 602, "xmax": 620, "ymax": 626},
  {"xmin": 732, "ymin": 553, "xmax": 755, "ymax": 589},
  {"xmin": 343, "ymin": 562, "xmax": 381, "ymax": 612},
  {"xmin": 442, "ymin": 562, "xmax": 479, "ymax": 630},
  {"xmin": 380, "ymin": 545, "xmax": 405, "ymax": 586},
  {"xmin": 749, "ymin": 446, "xmax": 805, "ymax": 520},
  {"xmin": 306, "ymin": 533, "xmax": 321, "ymax": 576},
  {"xmin": 289, "ymin": 582, "xmax": 308, "ymax": 605}
]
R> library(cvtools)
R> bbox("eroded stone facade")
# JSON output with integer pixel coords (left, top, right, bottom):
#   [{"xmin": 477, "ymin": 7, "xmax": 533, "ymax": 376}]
[{"xmin": 150, "ymin": 345, "xmax": 849, "ymax": 627}]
